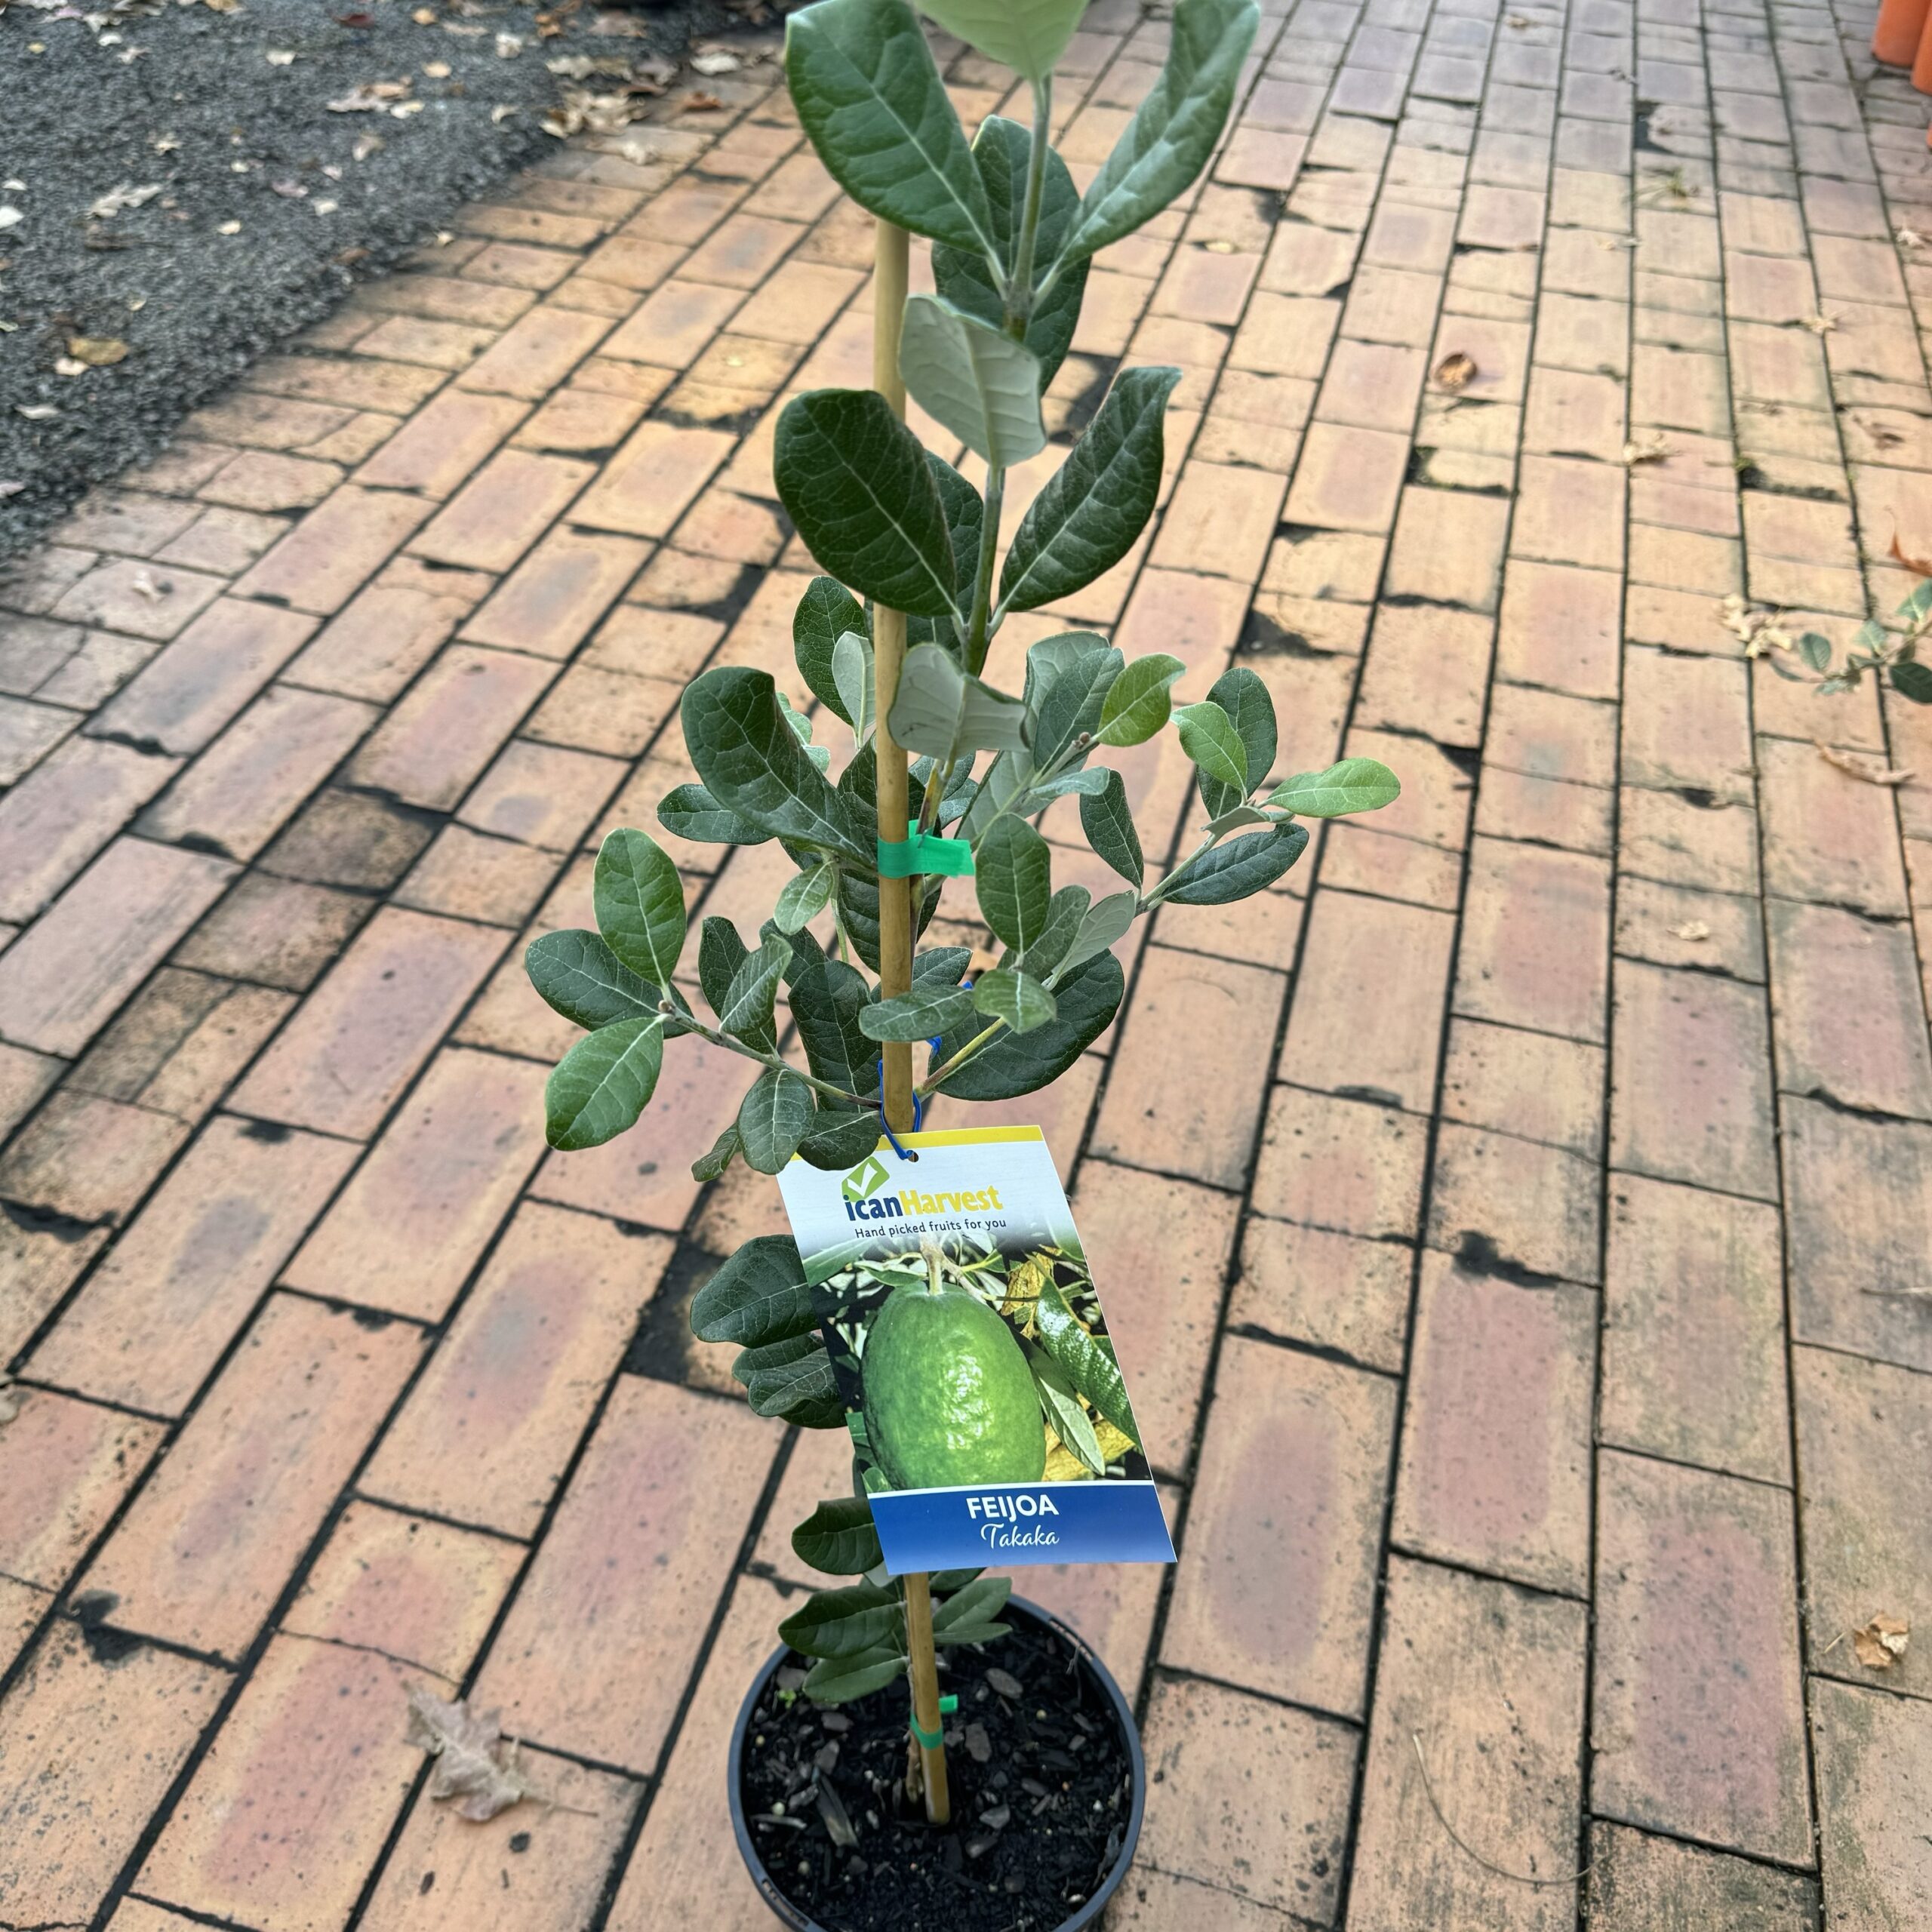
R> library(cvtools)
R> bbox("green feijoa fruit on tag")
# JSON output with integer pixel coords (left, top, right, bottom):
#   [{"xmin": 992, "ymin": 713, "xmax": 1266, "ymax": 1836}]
[{"xmin": 863, "ymin": 1283, "xmax": 1047, "ymax": 1490}]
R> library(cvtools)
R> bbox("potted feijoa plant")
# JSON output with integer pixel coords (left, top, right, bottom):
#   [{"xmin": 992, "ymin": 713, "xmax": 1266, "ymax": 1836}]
[{"xmin": 521, "ymin": 0, "xmax": 1399, "ymax": 1921}]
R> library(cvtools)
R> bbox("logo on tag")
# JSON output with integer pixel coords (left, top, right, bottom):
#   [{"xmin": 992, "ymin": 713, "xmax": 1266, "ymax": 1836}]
[{"xmin": 841, "ymin": 1153, "xmax": 890, "ymax": 1203}]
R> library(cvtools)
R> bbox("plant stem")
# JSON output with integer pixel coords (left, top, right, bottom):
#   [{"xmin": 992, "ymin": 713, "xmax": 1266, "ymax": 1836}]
[
  {"xmin": 1007, "ymin": 78, "xmax": 1053, "ymax": 333},
  {"xmin": 964, "ymin": 463, "xmax": 1004, "ymax": 675},
  {"xmin": 664, "ymin": 1008, "xmax": 864, "ymax": 1110}
]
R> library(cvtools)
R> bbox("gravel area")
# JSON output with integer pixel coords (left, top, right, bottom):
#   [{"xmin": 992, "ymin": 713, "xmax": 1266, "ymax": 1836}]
[{"xmin": 0, "ymin": 0, "xmax": 762, "ymax": 557}]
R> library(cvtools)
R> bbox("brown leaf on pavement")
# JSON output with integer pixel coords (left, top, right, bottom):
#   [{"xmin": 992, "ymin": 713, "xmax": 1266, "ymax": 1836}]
[
  {"xmin": 1852, "ymin": 1615, "xmax": 1909, "ymax": 1670},
  {"xmin": 1433, "ymin": 351, "xmax": 1477, "ymax": 391},
  {"xmin": 1890, "ymin": 528, "xmax": 1932, "ymax": 577},
  {"xmin": 66, "ymin": 337, "xmax": 131, "ymax": 367},
  {"xmin": 1816, "ymin": 741, "xmax": 1913, "ymax": 786},
  {"xmin": 1669, "ymin": 919, "xmax": 1711, "ymax": 942},
  {"xmin": 405, "ymin": 1684, "xmax": 539, "ymax": 1821}
]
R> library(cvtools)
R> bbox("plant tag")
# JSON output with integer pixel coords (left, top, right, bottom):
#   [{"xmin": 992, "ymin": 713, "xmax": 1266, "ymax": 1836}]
[{"xmin": 777, "ymin": 1125, "xmax": 1176, "ymax": 1574}]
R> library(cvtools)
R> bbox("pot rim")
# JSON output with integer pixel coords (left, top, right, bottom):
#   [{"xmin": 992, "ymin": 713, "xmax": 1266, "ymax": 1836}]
[{"xmin": 727, "ymin": 1593, "xmax": 1146, "ymax": 1932}]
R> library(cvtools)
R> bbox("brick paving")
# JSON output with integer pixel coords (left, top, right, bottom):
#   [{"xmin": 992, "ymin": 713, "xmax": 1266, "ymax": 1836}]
[{"xmin": 2, "ymin": 0, "xmax": 1932, "ymax": 1923}]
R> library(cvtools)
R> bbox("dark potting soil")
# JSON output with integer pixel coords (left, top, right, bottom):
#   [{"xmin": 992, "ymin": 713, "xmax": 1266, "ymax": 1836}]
[
  {"xmin": 740, "ymin": 1616, "xmax": 1134, "ymax": 1932},
  {"xmin": 0, "ymin": 0, "xmax": 768, "ymax": 560}
]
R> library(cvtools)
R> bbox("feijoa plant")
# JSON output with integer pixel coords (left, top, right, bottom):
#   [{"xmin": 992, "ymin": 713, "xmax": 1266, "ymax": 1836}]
[{"xmin": 523, "ymin": 0, "xmax": 1399, "ymax": 1825}]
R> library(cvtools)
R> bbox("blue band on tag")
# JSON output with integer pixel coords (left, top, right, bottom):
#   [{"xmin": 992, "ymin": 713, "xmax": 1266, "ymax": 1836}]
[{"xmin": 872, "ymin": 1480, "xmax": 1176, "ymax": 1574}]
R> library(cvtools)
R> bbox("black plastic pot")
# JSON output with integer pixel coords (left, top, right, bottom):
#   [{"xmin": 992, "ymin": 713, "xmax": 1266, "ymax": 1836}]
[{"xmin": 728, "ymin": 1595, "xmax": 1146, "ymax": 1932}]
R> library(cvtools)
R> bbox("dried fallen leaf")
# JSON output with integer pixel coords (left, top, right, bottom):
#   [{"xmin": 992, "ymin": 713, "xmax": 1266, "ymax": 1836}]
[
  {"xmin": 265, "ymin": 47, "xmax": 296, "ymax": 63},
  {"xmin": 1900, "ymin": 227, "xmax": 1927, "ymax": 250},
  {"xmin": 352, "ymin": 131, "xmax": 385, "ymax": 161},
  {"xmin": 1669, "ymin": 919, "xmax": 1712, "ymax": 943},
  {"xmin": 271, "ymin": 178, "xmax": 309, "ymax": 199},
  {"xmin": 1718, "ymin": 592, "xmax": 1792, "ymax": 659},
  {"xmin": 690, "ymin": 48, "xmax": 741, "ymax": 74},
  {"xmin": 217, "ymin": 220, "xmax": 242, "ymax": 235},
  {"xmin": 1890, "ymin": 528, "xmax": 1932, "ymax": 577},
  {"xmin": 53, "ymin": 358, "xmax": 88, "ymax": 378},
  {"xmin": 405, "ymin": 1684, "xmax": 539, "ymax": 1821},
  {"xmin": 392, "ymin": 99, "xmax": 426, "ymax": 118},
  {"xmin": 66, "ymin": 335, "xmax": 129, "ymax": 366},
  {"xmin": 423, "ymin": 57, "xmax": 450, "ymax": 76},
  {"xmin": 328, "ymin": 79, "xmax": 411, "ymax": 112},
  {"xmin": 1434, "ymin": 350, "xmax": 1477, "ymax": 391},
  {"xmin": 679, "ymin": 90, "xmax": 724, "ymax": 112},
  {"xmin": 1801, "ymin": 312, "xmax": 1836, "ymax": 336},
  {"xmin": 1816, "ymin": 741, "xmax": 1912, "ymax": 786},
  {"xmin": 1852, "ymin": 1615, "xmax": 1909, "ymax": 1670},
  {"xmin": 491, "ymin": 103, "xmax": 518, "ymax": 124},
  {"xmin": 0, "ymin": 207, "xmax": 23, "ymax": 232},
  {"xmin": 1621, "ymin": 432, "xmax": 1669, "ymax": 466},
  {"xmin": 17, "ymin": 404, "xmax": 60, "ymax": 421},
  {"xmin": 88, "ymin": 181, "xmax": 162, "ymax": 220},
  {"xmin": 413, "ymin": 5, "xmax": 436, "ymax": 19},
  {"xmin": 495, "ymin": 29, "xmax": 523, "ymax": 54},
  {"xmin": 0, "ymin": 1377, "xmax": 23, "ymax": 1428},
  {"xmin": 0, "ymin": 481, "xmax": 23, "ymax": 500}
]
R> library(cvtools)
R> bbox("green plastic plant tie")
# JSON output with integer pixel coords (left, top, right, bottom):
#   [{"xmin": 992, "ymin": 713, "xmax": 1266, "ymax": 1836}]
[
  {"xmin": 909, "ymin": 1694, "xmax": 958, "ymax": 1749},
  {"xmin": 878, "ymin": 821, "xmax": 974, "ymax": 878}
]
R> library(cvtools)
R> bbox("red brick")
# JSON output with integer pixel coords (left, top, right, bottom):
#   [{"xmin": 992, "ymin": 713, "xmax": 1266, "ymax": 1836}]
[
  {"xmin": 520, "ymin": 661, "xmax": 681, "ymax": 757},
  {"xmin": 601, "ymin": 279, "xmax": 747, "ymax": 367},
  {"xmin": 1230, "ymin": 1215, "xmax": 1412, "ymax": 1372},
  {"xmin": 361, "ymin": 1746, "xmax": 637, "ymax": 1932},
  {"xmin": 1592, "ymin": 1449, "xmax": 1811, "ymax": 1863},
  {"xmin": 471, "ymin": 1375, "xmax": 775, "ymax": 1771},
  {"xmin": 1758, "ymin": 734, "xmax": 1912, "ymax": 918},
  {"xmin": 82, "ymin": 1293, "xmax": 421, "ymax": 1654},
  {"xmin": 197, "ymin": 449, "xmax": 342, "ymax": 515},
  {"xmin": 154, "ymin": 503, "xmax": 289, "ymax": 577},
  {"xmin": 1383, "ymin": 485, "xmax": 1513, "ymax": 610},
  {"xmin": 0, "ymin": 1387, "xmax": 164, "ymax": 1589},
  {"xmin": 0, "ymin": 736, "xmax": 183, "ymax": 923},
  {"xmin": 1810, "ymin": 1678, "xmax": 1932, "ymax": 1924},
  {"xmin": 32, "ymin": 1115, "xmax": 355, "ymax": 1414},
  {"xmin": 139, "ymin": 686, "xmax": 376, "ymax": 861},
  {"xmin": 0, "ymin": 1625, "xmax": 227, "ymax": 1927},
  {"xmin": 137, "ymin": 1510, "xmax": 521, "ymax": 1930},
  {"xmin": 1147, "ymin": 460, "xmax": 1286, "ymax": 582},
  {"xmin": 1614, "ymin": 875, "xmax": 1764, "ymax": 982},
  {"xmin": 171, "ymin": 872, "xmax": 373, "ymax": 992},
  {"xmin": 447, "ymin": 304, "xmax": 611, "ymax": 401},
  {"xmin": 229, "ymin": 906, "xmax": 503, "ymax": 1139},
  {"xmin": 1456, "ymin": 836, "xmax": 1611, "ymax": 1042},
  {"xmin": 90, "ymin": 597, "xmax": 318, "ymax": 755},
  {"xmin": 459, "ymin": 740, "xmax": 624, "ymax": 853},
  {"xmin": 351, "ymin": 389, "xmax": 529, "ymax": 499},
  {"xmin": 1090, "ymin": 946, "xmax": 1287, "ymax": 1190},
  {"xmin": 1281, "ymin": 891, "xmax": 1454, "ymax": 1112},
  {"xmin": 1136, "ymin": 1673, "xmax": 1356, "ymax": 1919},
  {"xmin": 283, "ymin": 580, "xmax": 469, "ymax": 703},
  {"xmin": 1063, "ymin": 1158, "xmax": 1238, "ymax": 1475},
  {"xmin": 0, "ymin": 838, "xmax": 235, "ymax": 1057},
  {"xmin": 51, "ymin": 489, "xmax": 205, "ymax": 557},
  {"xmin": 1611, "ymin": 958, "xmax": 1777, "ymax": 1199},
  {"xmin": 235, "ymin": 488, "xmax": 435, "ymax": 615},
  {"xmin": 1164, "ymin": 1337, "xmax": 1394, "ymax": 1716},
  {"xmin": 1586, "ymin": 1824, "xmax": 1817, "ymax": 1931},
  {"xmin": 1349, "ymin": 1555, "xmax": 1586, "ymax": 1932},
  {"xmin": 0, "ymin": 1093, "xmax": 188, "ymax": 1226},
  {"xmin": 365, "ymin": 1204, "xmax": 668, "ymax": 1535},
  {"xmin": 730, "ymin": 259, "xmax": 866, "ymax": 346},
  {"xmin": 1441, "ymin": 1017, "xmax": 1604, "ymax": 1157},
  {"xmin": 460, "ymin": 528, "xmax": 649, "ymax": 658},
  {"xmin": 410, "ymin": 449, "xmax": 595, "ymax": 574},
  {"xmin": 346, "ymin": 643, "xmax": 557, "ymax": 808},
  {"xmin": 571, "ymin": 420, "xmax": 737, "ymax": 537},
  {"xmin": 1429, "ymin": 1117, "xmax": 1601, "ymax": 1281},
  {"xmin": 1281, "ymin": 419, "xmax": 1409, "ymax": 531},
  {"xmin": 602, "ymin": 1577, "xmax": 789, "ymax": 1932},
  {"xmin": 1355, "ymin": 601, "xmax": 1494, "ymax": 745},
  {"xmin": 392, "ymin": 823, "xmax": 560, "ymax": 926},
  {"xmin": 1251, "ymin": 1083, "xmax": 1428, "ymax": 1238},
  {"xmin": 1395, "ymin": 1251, "xmax": 1595, "ymax": 1592},
  {"xmin": 50, "ymin": 555, "xmax": 227, "ymax": 641},
  {"xmin": 0, "ymin": 1041, "xmax": 60, "ymax": 1140}
]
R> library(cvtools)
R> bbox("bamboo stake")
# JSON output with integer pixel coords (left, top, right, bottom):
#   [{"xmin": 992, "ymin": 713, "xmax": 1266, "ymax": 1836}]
[{"xmin": 870, "ymin": 214, "xmax": 951, "ymax": 1829}]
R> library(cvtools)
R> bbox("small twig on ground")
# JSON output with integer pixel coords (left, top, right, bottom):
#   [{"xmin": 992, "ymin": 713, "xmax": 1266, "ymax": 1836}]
[{"xmin": 1410, "ymin": 1733, "xmax": 1592, "ymax": 1889}]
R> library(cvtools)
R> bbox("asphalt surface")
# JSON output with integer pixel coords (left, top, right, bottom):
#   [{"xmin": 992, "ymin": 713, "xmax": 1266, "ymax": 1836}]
[{"xmin": 0, "ymin": 0, "xmax": 753, "ymax": 558}]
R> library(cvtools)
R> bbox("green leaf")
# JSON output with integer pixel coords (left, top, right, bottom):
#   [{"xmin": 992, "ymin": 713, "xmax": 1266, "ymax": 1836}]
[
  {"xmin": 739, "ymin": 1065, "xmax": 817, "ymax": 1173},
  {"xmin": 795, "ymin": 1106, "xmax": 885, "ymax": 1170},
  {"xmin": 525, "ymin": 929, "xmax": 661, "ymax": 1031},
  {"xmin": 998, "ymin": 368, "xmax": 1181, "ymax": 614},
  {"xmin": 1892, "ymin": 660, "xmax": 1932, "ymax": 702},
  {"xmin": 899, "ymin": 293, "xmax": 1048, "ymax": 469},
  {"xmin": 1208, "ymin": 665, "xmax": 1278, "ymax": 792},
  {"xmin": 931, "ymin": 117, "xmax": 1088, "ymax": 391},
  {"xmin": 915, "ymin": 946, "xmax": 975, "ymax": 986},
  {"xmin": 785, "ymin": 0, "xmax": 998, "ymax": 257},
  {"xmin": 916, "ymin": 0, "xmax": 1086, "ymax": 81},
  {"xmin": 691, "ymin": 1235, "xmax": 814, "ymax": 1346},
  {"xmin": 933, "ymin": 948, "xmax": 1123, "ymax": 1099},
  {"xmin": 737, "ymin": 1332, "xmax": 844, "ymax": 1426},
  {"xmin": 931, "ymin": 1574, "xmax": 1013, "ymax": 1635},
  {"xmin": 1035, "ymin": 1280, "xmax": 1137, "ymax": 1441},
  {"xmin": 1162, "ymin": 823, "xmax": 1309, "ymax": 903},
  {"xmin": 909, "ymin": 450, "xmax": 983, "ymax": 648},
  {"xmin": 774, "ymin": 390, "xmax": 958, "ymax": 619},
  {"xmin": 1025, "ymin": 631, "xmax": 1121, "ymax": 773},
  {"xmin": 860, "ymin": 982, "xmax": 979, "ymax": 1042},
  {"xmin": 793, "ymin": 577, "xmax": 868, "ymax": 721},
  {"xmin": 838, "ymin": 866, "xmax": 943, "ymax": 974},
  {"xmin": 544, "ymin": 1016, "xmax": 666, "ymax": 1152},
  {"xmin": 1080, "ymin": 768, "xmax": 1143, "ymax": 886},
  {"xmin": 683, "ymin": 666, "xmax": 874, "ymax": 862},
  {"xmin": 1051, "ymin": 0, "xmax": 1260, "ymax": 267},
  {"xmin": 720, "ymin": 929, "xmax": 792, "ymax": 1051},
  {"xmin": 1798, "ymin": 631, "xmax": 1833, "ymax": 673},
  {"xmin": 832, "ymin": 629, "xmax": 873, "ymax": 743},
  {"xmin": 657, "ymin": 783, "xmax": 771, "ymax": 848},
  {"xmin": 780, "ymin": 1580, "xmax": 901, "ymax": 1659},
  {"xmin": 1015, "ymin": 883, "xmax": 1088, "ymax": 977},
  {"xmin": 1266, "ymin": 756, "xmax": 1401, "ymax": 818},
  {"xmin": 971, "ymin": 966, "xmax": 1058, "ymax": 1034},
  {"xmin": 976, "ymin": 816, "xmax": 1053, "ymax": 952},
  {"xmin": 888, "ymin": 641, "xmax": 1031, "ymax": 763},
  {"xmin": 698, "ymin": 916, "xmax": 751, "ymax": 1022},
  {"xmin": 1031, "ymin": 1352, "xmax": 1104, "ymax": 1474},
  {"xmin": 804, "ymin": 1646, "xmax": 908, "ymax": 1702},
  {"xmin": 1061, "ymin": 888, "xmax": 1137, "ymax": 971},
  {"xmin": 789, "ymin": 941, "xmax": 878, "ymax": 1094},
  {"xmin": 692, "ymin": 1121, "xmax": 741, "ymax": 1183},
  {"xmin": 1174, "ymin": 700, "xmax": 1248, "ymax": 796},
  {"xmin": 776, "ymin": 861, "xmax": 838, "ymax": 936},
  {"xmin": 1097, "ymin": 651, "xmax": 1185, "ymax": 746},
  {"xmin": 793, "ymin": 1497, "xmax": 884, "ymax": 1576},
  {"xmin": 592, "ymin": 827, "xmax": 686, "ymax": 989}
]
